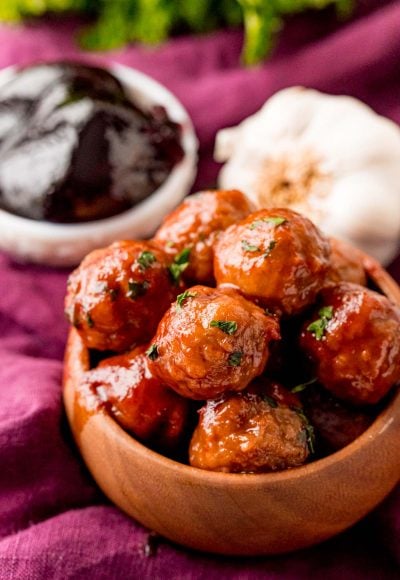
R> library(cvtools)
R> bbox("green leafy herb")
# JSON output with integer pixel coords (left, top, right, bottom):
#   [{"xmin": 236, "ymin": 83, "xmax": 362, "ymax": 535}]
[
  {"xmin": 263, "ymin": 240, "xmax": 276, "ymax": 258},
  {"xmin": 307, "ymin": 306, "xmax": 334, "ymax": 341},
  {"xmin": 86, "ymin": 313, "xmax": 94, "ymax": 328},
  {"xmin": 127, "ymin": 280, "xmax": 149, "ymax": 299},
  {"xmin": 263, "ymin": 395, "xmax": 278, "ymax": 408},
  {"xmin": 294, "ymin": 407, "xmax": 315, "ymax": 454},
  {"xmin": 146, "ymin": 344, "xmax": 159, "ymax": 361},
  {"xmin": 168, "ymin": 247, "xmax": 191, "ymax": 283},
  {"xmin": 210, "ymin": 320, "xmax": 238, "ymax": 335},
  {"xmin": 166, "ymin": 240, "xmax": 175, "ymax": 248},
  {"xmin": 176, "ymin": 290, "xmax": 197, "ymax": 309},
  {"xmin": 138, "ymin": 251, "xmax": 156, "ymax": 270},
  {"xmin": 291, "ymin": 377, "xmax": 317, "ymax": 394},
  {"xmin": 250, "ymin": 216, "xmax": 287, "ymax": 229},
  {"xmin": 228, "ymin": 351, "xmax": 243, "ymax": 367},
  {"xmin": 0, "ymin": 2, "xmax": 353, "ymax": 66},
  {"xmin": 241, "ymin": 240, "xmax": 259, "ymax": 252}
]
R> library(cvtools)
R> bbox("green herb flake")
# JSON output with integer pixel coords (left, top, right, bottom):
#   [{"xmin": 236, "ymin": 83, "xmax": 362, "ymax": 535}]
[
  {"xmin": 263, "ymin": 240, "xmax": 276, "ymax": 258},
  {"xmin": 263, "ymin": 395, "xmax": 278, "ymax": 408},
  {"xmin": 307, "ymin": 305, "xmax": 334, "ymax": 341},
  {"xmin": 146, "ymin": 344, "xmax": 159, "ymax": 361},
  {"xmin": 228, "ymin": 351, "xmax": 243, "ymax": 367},
  {"xmin": 166, "ymin": 240, "xmax": 175, "ymax": 248},
  {"xmin": 168, "ymin": 247, "xmax": 191, "ymax": 283},
  {"xmin": 176, "ymin": 290, "xmax": 197, "ymax": 309},
  {"xmin": 86, "ymin": 313, "xmax": 94, "ymax": 328},
  {"xmin": 241, "ymin": 240, "xmax": 259, "ymax": 252},
  {"xmin": 291, "ymin": 377, "xmax": 317, "ymax": 394},
  {"xmin": 250, "ymin": 216, "xmax": 287, "ymax": 230},
  {"xmin": 137, "ymin": 251, "xmax": 156, "ymax": 270},
  {"xmin": 294, "ymin": 407, "xmax": 315, "ymax": 454},
  {"xmin": 210, "ymin": 320, "xmax": 238, "ymax": 335},
  {"xmin": 127, "ymin": 280, "xmax": 149, "ymax": 299}
]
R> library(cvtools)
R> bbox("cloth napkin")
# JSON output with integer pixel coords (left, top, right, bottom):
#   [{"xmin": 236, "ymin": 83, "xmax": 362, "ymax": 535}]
[{"xmin": 0, "ymin": 1, "xmax": 399, "ymax": 578}]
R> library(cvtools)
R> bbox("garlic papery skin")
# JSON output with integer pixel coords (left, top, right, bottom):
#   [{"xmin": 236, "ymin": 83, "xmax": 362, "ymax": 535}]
[{"xmin": 215, "ymin": 87, "xmax": 400, "ymax": 265}]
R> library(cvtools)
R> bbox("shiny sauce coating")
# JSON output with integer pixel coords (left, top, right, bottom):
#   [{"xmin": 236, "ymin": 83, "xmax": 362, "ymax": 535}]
[{"xmin": 0, "ymin": 62, "xmax": 183, "ymax": 222}]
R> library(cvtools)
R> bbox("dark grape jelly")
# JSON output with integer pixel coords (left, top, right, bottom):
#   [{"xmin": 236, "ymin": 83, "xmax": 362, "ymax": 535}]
[{"xmin": 0, "ymin": 62, "xmax": 184, "ymax": 223}]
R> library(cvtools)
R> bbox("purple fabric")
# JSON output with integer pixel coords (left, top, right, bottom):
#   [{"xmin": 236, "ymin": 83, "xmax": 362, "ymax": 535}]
[{"xmin": 0, "ymin": 1, "xmax": 399, "ymax": 577}]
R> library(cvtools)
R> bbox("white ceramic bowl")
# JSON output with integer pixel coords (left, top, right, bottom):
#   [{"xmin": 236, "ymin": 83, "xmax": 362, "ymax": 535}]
[{"xmin": 0, "ymin": 63, "xmax": 198, "ymax": 266}]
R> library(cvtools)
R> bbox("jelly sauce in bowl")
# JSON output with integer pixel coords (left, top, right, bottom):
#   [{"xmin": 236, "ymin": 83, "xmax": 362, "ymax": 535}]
[
  {"xmin": 0, "ymin": 62, "xmax": 197, "ymax": 265},
  {"xmin": 0, "ymin": 62, "xmax": 184, "ymax": 223}
]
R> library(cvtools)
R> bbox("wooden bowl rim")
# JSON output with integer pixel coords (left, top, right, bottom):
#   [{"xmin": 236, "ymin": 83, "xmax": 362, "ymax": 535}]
[{"xmin": 76, "ymin": 368, "xmax": 399, "ymax": 488}]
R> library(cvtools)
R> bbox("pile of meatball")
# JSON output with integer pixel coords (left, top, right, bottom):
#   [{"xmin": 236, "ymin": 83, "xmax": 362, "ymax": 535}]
[{"xmin": 65, "ymin": 189, "xmax": 400, "ymax": 473}]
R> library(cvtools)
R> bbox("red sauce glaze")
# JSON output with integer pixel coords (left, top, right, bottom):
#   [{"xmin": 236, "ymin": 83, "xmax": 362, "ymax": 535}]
[
  {"xmin": 189, "ymin": 380, "xmax": 309, "ymax": 473},
  {"xmin": 65, "ymin": 240, "xmax": 182, "ymax": 352},
  {"xmin": 153, "ymin": 189, "xmax": 254, "ymax": 284},
  {"xmin": 150, "ymin": 285, "xmax": 280, "ymax": 400},
  {"xmin": 302, "ymin": 386, "xmax": 374, "ymax": 452},
  {"xmin": 325, "ymin": 238, "xmax": 367, "ymax": 287},
  {"xmin": 214, "ymin": 208, "xmax": 330, "ymax": 316},
  {"xmin": 78, "ymin": 346, "xmax": 189, "ymax": 451},
  {"xmin": 299, "ymin": 282, "xmax": 400, "ymax": 405}
]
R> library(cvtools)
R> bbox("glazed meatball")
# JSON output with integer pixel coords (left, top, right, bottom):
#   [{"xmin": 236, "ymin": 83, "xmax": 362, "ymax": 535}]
[
  {"xmin": 65, "ymin": 240, "xmax": 180, "ymax": 352},
  {"xmin": 149, "ymin": 285, "xmax": 280, "ymax": 399},
  {"xmin": 79, "ymin": 346, "xmax": 189, "ymax": 451},
  {"xmin": 302, "ymin": 385, "xmax": 373, "ymax": 452},
  {"xmin": 189, "ymin": 381, "xmax": 310, "ymax": 473},
  {"xmin": 214, "ymin": 208, "xmax": 330, "ymax": 316},
  {"xmin": 325, "ymin": 238, "xmax": 367, "ymax": 287},
  {"xmin": 154, "ymin": 189, "xmax": 254, "ymax": 284},
  {"xmin": 299, "ymin": 282, "xmax": 400, "ymax": 405}
]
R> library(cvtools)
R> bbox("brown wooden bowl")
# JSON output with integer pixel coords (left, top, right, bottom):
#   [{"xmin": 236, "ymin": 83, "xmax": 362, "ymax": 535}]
[{"xmin": 63, "ymin": 248, "xmax": 400, "ymax": 556}]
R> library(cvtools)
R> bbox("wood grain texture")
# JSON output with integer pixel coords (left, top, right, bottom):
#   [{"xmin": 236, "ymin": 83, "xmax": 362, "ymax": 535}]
[{"xmin": 63, "ymin": 249, "xmax": 400, "ymax": 556}]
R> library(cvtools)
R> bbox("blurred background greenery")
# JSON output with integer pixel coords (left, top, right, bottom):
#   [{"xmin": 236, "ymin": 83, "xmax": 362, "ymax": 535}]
[{"xmin": 0, "ymin": 1, "xmax": 354, "ymax": 64}]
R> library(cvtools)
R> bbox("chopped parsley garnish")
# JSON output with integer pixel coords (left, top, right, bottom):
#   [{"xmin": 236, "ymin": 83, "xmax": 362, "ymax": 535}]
[
  {"xmin": 294, "ymin": 407, "xmax": 315, "ymax": 454},
  {"xmin": 176, "ymin": 290, "xmax": 197, "ymax": 309},
  {"xmin": 127, "ymin": 280, "xmax": 149, "ymax": 299},
  {"xmin": 168, "ymin": 247, "xmax": 191, "ymax": 283},
  {"xmin": 263, "ymin": 395, "xmax": 278, "ymax": 408},
  {"xmin": 228, "ymin": 351, "xmax": 243, "ymax": 366},
  {"xmin": 86, "ymin": 313, "xmax": 94, "ymax": 328},
  {"xmin": 263, "ymin": 240, "xmax": 276, "ymax": 258},
  {"xmin": 146, "ymin": 344, "xmax": 159, "ymax": 361},
  {"xmin": 138, "ymin": 251, "xmax": 156, "ymax": 270},
  {"xmin": 266, "ymin": 216, "xmax": 287, "ymax": 226},
  {"xmin": 250, "ymin": 216, "xmax": 287, "ymax": 229},
  {"xmin": 307, "ymin": 305, "xmax": 334, "ymax": 341},
  {"xmin": 241, "ymin": 240, "xmax": 259, "ymax": 252},
  {"xmin": 210, "ymin": 320, "xmax": 238, "ymax": 335},
  {"xmin": 291, "ymin": 377, "xmax": 317, "ymax": 394}
]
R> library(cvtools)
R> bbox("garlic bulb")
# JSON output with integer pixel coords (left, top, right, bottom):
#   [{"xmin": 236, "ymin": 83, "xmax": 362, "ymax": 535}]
[{"xmin": 215, "ymin": 87, "xmax": 400, "ymax": 264}]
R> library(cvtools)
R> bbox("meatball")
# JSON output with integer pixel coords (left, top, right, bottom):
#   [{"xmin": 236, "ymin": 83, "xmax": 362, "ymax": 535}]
[
  {"xmin": 214, "ymin": 208, "xmax": 330, "ymax": 316},
  {"xmin": 79, "ymin": 346, "xmax": 189, "ymax": 451},
  {"xmin": 149, "ymin": 285, "xmax": 280, "ymax": 399},
  {"xmin": 299, "ymin": 282, "xmax": 400, "ymax": 404},
  {"xmin": 65, "ymin": 240, "xmax": 180, "ymax": 352},
  {"xmin": 154, "ymin": 189, "xmax": 254, "ymax": 284},
  {"xmin": 325, "ymin": 238, "xmax": 367, "ymax": 287},
  {"xmin": 189, "ymin": 380, "xmax": 310, "ymax": 473},
  {"xmin": 302, "ymin": 385, "xmax": 373, "ymax": 452}
]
